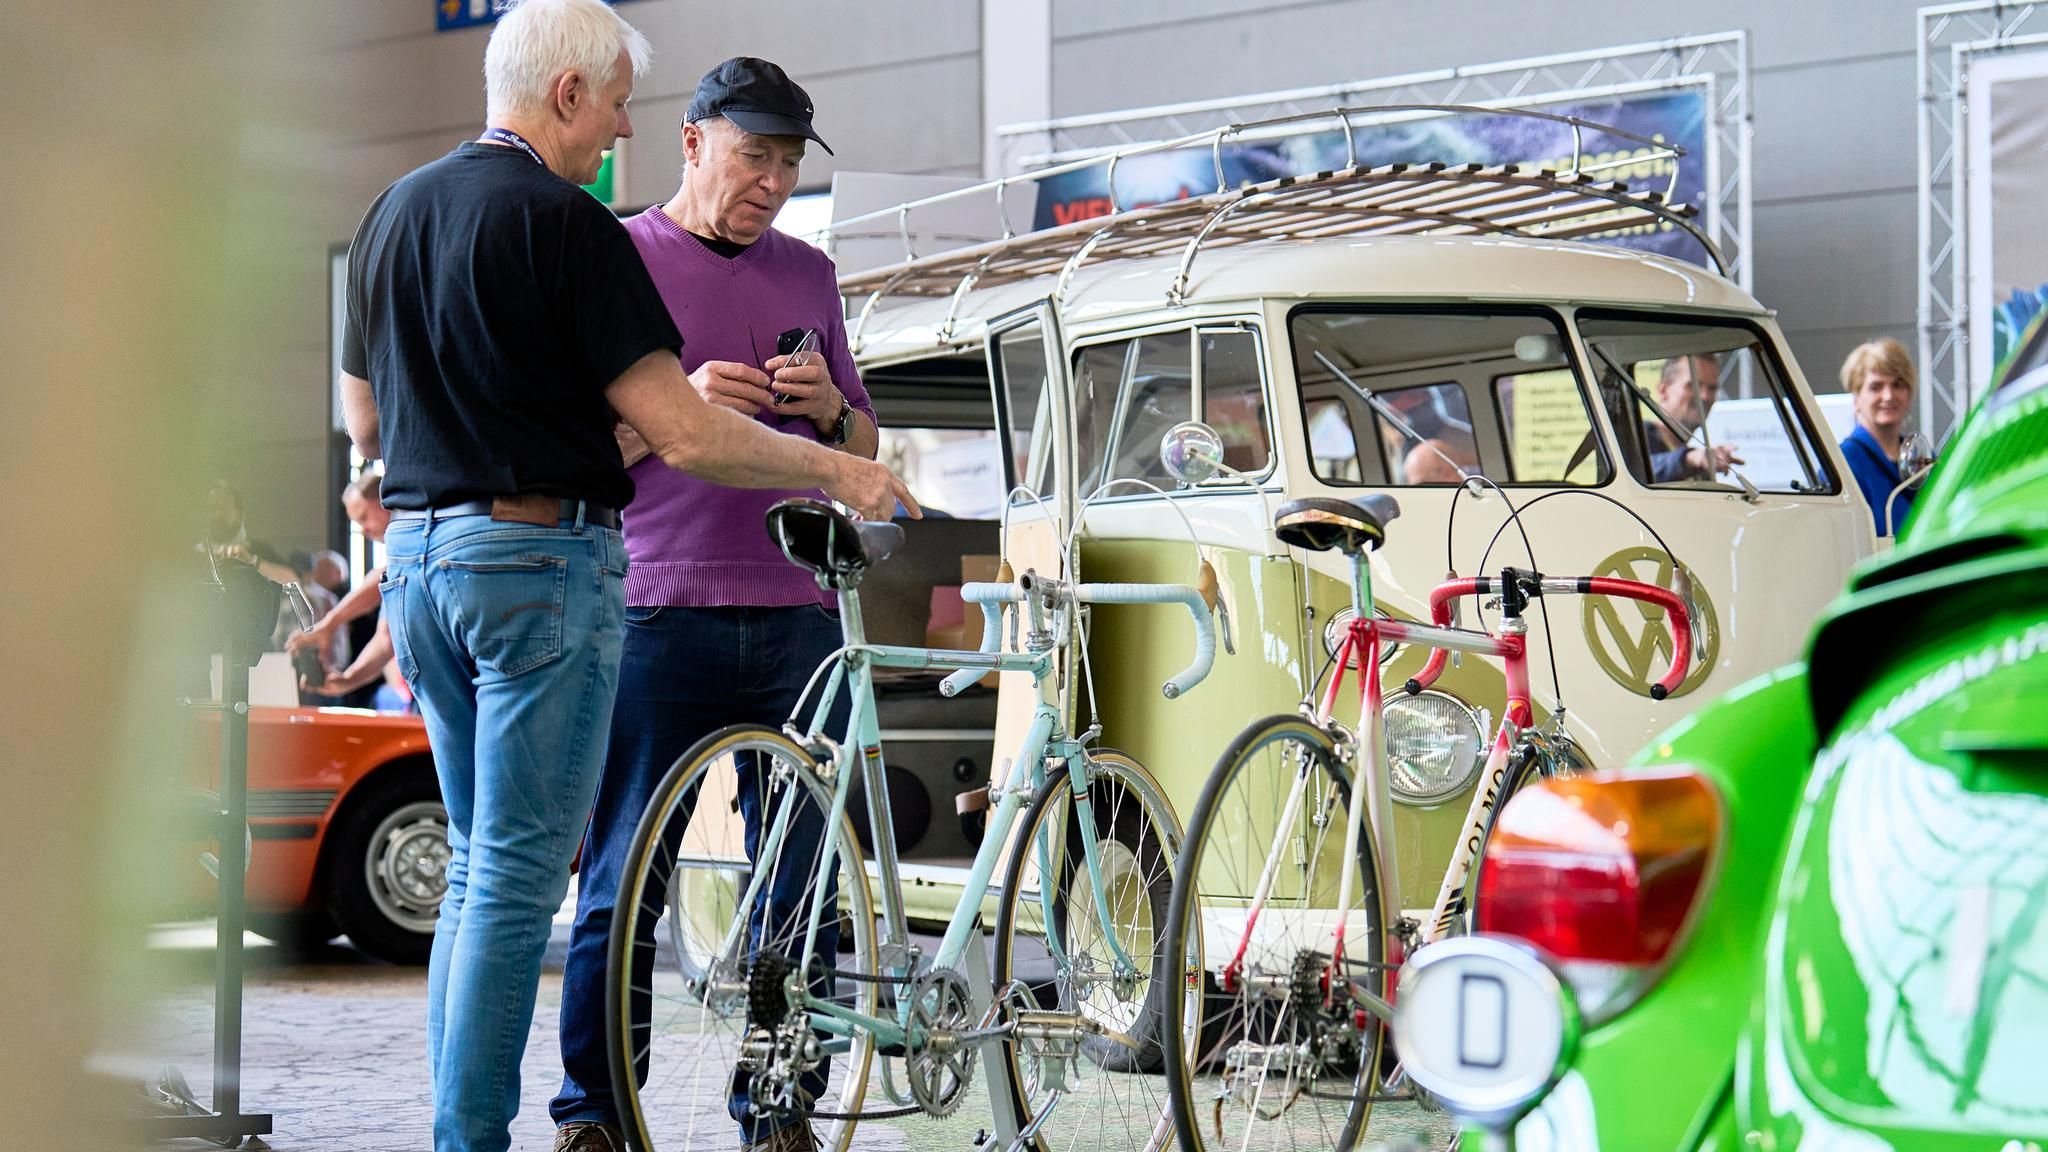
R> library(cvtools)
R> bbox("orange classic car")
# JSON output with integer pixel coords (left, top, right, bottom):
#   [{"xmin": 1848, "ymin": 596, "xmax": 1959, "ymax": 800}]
[{"xmin": 193, "ymin": 704, "xmax": 444, "ymax": 964}]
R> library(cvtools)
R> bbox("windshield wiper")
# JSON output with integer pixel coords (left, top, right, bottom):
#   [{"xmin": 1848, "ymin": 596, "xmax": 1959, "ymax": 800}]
[
  {"xmin": 1311, "ymin": 350, "xmax": 1470, "ymax": 481},
  {"xmin": 1587, "ymin": 342, "xmax": 1759, "ymax": 503}
]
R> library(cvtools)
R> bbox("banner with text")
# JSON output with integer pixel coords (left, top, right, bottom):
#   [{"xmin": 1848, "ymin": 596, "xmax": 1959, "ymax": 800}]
[{"xmin": 1029, "ymin": 89, "xmax": 1710, "ymax": 266}]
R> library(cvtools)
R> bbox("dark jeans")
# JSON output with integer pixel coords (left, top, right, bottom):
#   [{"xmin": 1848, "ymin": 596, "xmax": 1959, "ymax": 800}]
[{"xmin": 552, "ymin": 604, "xmax": 846, "ymax": 1139}]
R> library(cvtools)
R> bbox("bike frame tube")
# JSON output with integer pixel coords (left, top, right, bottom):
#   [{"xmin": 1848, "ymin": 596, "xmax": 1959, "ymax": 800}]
[{"xmin": 768, "ymin": 583, "xmax": 1196, "ymax": 1065}]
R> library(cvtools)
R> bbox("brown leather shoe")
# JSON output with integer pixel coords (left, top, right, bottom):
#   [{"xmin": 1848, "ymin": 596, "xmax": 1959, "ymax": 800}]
[
  {"xmin": 552, "ymin": 1121, "xmax": 625, "ymax": 1152},
  {"xmin": 743, "ymin": 1123, "xmax": 819, "ymax": 1152}
]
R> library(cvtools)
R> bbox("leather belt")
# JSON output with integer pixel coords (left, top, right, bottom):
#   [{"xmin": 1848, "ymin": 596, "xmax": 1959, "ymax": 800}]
[{"xmin": 390, "ymin": 496, "xmax": 619, "ymax": 529}]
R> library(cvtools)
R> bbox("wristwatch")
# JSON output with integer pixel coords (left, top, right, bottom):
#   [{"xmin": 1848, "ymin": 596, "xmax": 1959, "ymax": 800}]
[{"xmin": 826, "ymin": 396, "xmax": 855, "ymax": 445}]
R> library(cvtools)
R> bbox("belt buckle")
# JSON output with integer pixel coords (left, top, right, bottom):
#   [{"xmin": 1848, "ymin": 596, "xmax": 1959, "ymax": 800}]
[{"xmin": 490, "ymin": 494, "xmax": 559, "ymax": 527}]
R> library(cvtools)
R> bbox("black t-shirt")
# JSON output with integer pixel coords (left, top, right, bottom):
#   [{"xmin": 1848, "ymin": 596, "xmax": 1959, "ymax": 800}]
[
  {"xmin": 342, "ymin": 142, "xmax": 682, "ymax": 511},
  {"xmin": 688, "ymin": 230, "xmax": 749, "ymax": 260}
]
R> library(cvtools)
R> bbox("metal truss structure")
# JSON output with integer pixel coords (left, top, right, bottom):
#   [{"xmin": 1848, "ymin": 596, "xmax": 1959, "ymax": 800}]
[
  {"xmin": 994, "ymin": 33, "xmax": 1752, "ymax": 292},
  {"xmin": 1918, "ymin": 1, "xmax": 2048, "ymax": 438}
]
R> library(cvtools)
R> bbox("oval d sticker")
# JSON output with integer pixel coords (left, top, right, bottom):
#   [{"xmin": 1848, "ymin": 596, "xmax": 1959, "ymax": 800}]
[{"xmin": 1582, "ymin": 547, "xmax": 1718, "ymax": 698}]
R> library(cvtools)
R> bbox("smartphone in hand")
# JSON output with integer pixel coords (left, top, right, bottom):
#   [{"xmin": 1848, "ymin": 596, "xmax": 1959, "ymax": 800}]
[{"xmin": 772, "ymin": 327, "xmax": 818, "ymax": 405}]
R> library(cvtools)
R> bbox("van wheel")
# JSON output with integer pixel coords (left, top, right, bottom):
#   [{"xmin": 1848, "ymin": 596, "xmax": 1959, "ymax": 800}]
[{"xmin": 327, "ymin": 769, "xmax": 446, "ymax": 965}]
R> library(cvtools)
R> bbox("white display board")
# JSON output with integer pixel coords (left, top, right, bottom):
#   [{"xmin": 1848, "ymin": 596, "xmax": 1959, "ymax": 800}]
[
  {"xmin": 1704, "ymin": 393, "xmax": 1853, "ymax": 491},
  {"xmin": 1966, "ymin": 47, "xmax": 2048, "ymax": 397}
]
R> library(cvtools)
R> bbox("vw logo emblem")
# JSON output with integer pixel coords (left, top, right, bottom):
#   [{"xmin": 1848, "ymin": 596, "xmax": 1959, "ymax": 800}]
[{"xmin": 1582, "ymin": 547, "xmax": 1718, "ymax": 698}]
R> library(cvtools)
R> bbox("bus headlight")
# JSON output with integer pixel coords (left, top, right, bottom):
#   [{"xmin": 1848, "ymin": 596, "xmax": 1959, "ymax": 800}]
[{"xmin": 1384, "ymin": 690, "xmax": 1484, "ymax": 804}]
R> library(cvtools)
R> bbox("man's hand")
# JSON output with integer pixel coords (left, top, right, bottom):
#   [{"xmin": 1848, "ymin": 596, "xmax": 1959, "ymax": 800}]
[
  {"xmin": 285, "ymin": 622, "xmax": 334, "ymax": 658},
  {"xmin": 764, "ymin": 354, "xmax": 844, "ymax": 430},
  {"xmin": 825, "ymin": 455, "xmax": 922, "ymax": 523},
  {"xmin": 1686, "ymin": 443, "xmax": 1745, "ymax": 475},
  {"xmin": 688, "ymin": 360, "xmax": 777, "ymax": 416}
]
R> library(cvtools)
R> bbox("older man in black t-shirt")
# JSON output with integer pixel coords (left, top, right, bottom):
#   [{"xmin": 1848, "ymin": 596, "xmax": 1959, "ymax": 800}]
[{"xmin": 338, "ymin": 3, "xmax": 911, "ymax": 1149}]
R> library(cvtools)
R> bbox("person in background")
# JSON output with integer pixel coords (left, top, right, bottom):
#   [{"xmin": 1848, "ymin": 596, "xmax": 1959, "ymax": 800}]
[
  {"xmin": 1837, "ymin": 337, "xmax": 1919, "ymax": 535},
  {"xmin": 1645, "ymin": 355, "xmax": 1743, "ymax": 481},
  {"xmin": 288, "ymin": 472, "xmax": 390, "ymax": 672},
  {"xmin": 270, "ymin": 550, "xmax": 341, "ymax": 657},
  {"xmin": 308, "ymin": 549, "xmax": 349, "ymax": 598},
  {"xmin": 304, "ymin": 614, "xmax": 412, "ymax": 712},
  {"xmin": 550, "ymin": 56, "xmax": 882, "ymax": 1152},
  {"xmin": 338, "ymin": 6, "xmax": 911, "ymax": 1149},
  {"xmin": 202, "ymin": 480, "xmax": 298, "ymax": 585},
  {"xmin": 1402, "ymin": 437, "xmax": 1473, "ymax": 484}
]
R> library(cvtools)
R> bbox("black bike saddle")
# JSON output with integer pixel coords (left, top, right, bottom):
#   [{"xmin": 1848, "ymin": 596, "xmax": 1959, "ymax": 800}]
[
  {"xmin": 765, "ymin": 498, "xmax": 905, "ymax": 589},
  {"xmin": 1271, "ymin": 494, "xmax": 1401, "ymax": 554}
]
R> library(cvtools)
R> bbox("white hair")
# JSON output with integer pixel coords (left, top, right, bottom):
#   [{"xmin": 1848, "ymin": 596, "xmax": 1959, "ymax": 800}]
[{"xmin": 484, "ymin": 0, "xmax": 651, "ymax": 120}]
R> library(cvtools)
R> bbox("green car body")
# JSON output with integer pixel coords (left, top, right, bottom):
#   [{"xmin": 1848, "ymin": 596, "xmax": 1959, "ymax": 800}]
[{"xmin": 1511, "ymin": 315, "xmax": 2048, "ymax": 1151}]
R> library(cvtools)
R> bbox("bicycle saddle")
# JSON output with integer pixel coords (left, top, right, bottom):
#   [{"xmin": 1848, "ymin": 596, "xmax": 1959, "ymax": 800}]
[
  {"xmin": 765, "ymin": 498, "xmax": 904, "ymax": 590},
  {"xmin": 1272, "ymin": 494, "xmax": 1401, "ymax": 554}
]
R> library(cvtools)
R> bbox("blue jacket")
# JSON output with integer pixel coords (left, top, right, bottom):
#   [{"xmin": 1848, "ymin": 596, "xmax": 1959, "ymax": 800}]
[{"xmin": 1840, "ymin": 423, "xmax": 1915, "ymax": 535}]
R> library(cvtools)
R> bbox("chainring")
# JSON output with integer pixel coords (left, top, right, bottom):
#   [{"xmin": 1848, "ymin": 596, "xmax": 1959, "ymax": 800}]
[{"xmin": 905, "ymin": 968, "xmax": 976, "ymax": 1118}]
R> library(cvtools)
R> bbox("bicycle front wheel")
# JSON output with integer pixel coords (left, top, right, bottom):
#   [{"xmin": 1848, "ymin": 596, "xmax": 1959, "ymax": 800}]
[
  {"xmin": 993, "ymin": 749, "xmax": 1190, "ymax": 1152},
  {"xmin": 1161, "ymin": 716, "xmax": 1388, "ymax": 1152},
  {"xmin": 609, "ymin": 724, "xmax": 877, "ymax": 1152}
]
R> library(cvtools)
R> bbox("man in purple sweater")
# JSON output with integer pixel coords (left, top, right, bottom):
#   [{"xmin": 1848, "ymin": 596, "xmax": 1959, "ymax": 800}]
[{"xmin": 550, "ymin": 58, "xmax": 907, "ymax": 1152}]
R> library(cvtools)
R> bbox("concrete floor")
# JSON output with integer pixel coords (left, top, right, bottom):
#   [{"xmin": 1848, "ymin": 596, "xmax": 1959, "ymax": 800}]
[{"xmin": 107, "ymin": 918, "xmax": 1457, "ymax": 1152}]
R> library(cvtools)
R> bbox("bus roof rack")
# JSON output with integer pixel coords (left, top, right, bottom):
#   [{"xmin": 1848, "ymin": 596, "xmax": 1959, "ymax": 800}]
[{"xmin": 829, "ymin": 104, "xmax": 1724, "ymax": 329}]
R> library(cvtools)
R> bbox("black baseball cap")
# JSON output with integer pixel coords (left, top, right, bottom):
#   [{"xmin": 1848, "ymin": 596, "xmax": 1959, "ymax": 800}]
[{"xmin": 684, "ymin": 57, "xmax": 833, "ymax": 155}]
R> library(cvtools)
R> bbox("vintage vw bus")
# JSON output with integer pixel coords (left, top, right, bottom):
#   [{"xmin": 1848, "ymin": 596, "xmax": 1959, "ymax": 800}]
[{"xmin": 828, "ymin": 113, "xmax": 1877, "ymax": 918}]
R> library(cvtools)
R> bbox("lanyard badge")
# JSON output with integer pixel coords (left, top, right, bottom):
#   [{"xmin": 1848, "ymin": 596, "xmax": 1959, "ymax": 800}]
[{"xmin": 480, "ymin": 127, "xmax": 545, "ymax": 168}]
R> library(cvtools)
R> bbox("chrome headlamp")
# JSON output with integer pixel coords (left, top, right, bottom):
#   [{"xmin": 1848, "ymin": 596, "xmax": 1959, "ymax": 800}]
[{"xmin": 1383, "ymin": 689, "xmax": 1485, "ymax": 804}]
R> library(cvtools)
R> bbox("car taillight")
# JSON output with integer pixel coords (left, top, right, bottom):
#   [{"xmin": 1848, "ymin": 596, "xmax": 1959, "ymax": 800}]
[{"xmin": 1475, "ymin": 766, "xmax": 1721, "ymax": 1022}]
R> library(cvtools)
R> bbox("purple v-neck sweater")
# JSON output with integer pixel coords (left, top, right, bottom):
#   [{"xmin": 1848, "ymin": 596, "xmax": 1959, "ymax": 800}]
[{"xmin": 619, "ymin": 207, "xmax": 874, "ymax": 607}]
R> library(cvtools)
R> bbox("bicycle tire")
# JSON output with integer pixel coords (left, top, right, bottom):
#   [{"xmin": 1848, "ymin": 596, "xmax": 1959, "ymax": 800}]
[
  {"xmin": 993, "ymin": 749, "xmax": 1191, "ymax": 1152},
  {"xmin": 1453, "ymin": 738, "xmax": 1550, "ymax": 938},
  {"xmin": 608, "ymin": 724, "xmax": 877, "ymax": 1152},
  {"xmin": 1161, "ymin": 715, "xmax": 1388, "ymax": 1152}
]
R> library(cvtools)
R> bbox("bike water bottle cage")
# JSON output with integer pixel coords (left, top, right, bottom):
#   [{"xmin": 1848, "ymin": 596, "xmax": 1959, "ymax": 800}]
[
  {"xmin": 1272, "ymin": 494, "xmax": 1402, "ymax": 554},
  {"xmin": 765, "ymin": 497, "xmax": 904, "ymax": 591}
]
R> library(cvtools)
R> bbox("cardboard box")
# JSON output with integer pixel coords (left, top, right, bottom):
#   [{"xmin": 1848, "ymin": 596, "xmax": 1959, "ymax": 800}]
[{"xmin": 927, "ymin": 554, "xmax": 1003, "ymax": 687}]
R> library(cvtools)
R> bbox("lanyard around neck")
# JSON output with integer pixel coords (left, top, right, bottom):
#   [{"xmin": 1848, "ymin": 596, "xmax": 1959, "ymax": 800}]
[{"xmin": 479, "ymin": 127, "xmax": 545, "ymax": 169}]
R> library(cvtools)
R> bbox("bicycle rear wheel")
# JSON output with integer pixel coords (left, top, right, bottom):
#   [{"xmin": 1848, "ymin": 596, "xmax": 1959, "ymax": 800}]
[
  {"xmin": 1161, "ymin": 716, "xmax": 1388, "ymax": 1152},
  {"xmin": 994, "ymin": 750, "xmax": 1191, "ymax": 1152},
  {"xmin": 609, "ymin": 724, "xmax": 877, "ymax": 1152}
]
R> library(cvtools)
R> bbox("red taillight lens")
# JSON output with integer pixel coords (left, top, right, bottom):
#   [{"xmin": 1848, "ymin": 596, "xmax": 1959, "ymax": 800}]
[{"xmin": 1477, "ymin": 768, "xmax": 1721, "ymax": 968}]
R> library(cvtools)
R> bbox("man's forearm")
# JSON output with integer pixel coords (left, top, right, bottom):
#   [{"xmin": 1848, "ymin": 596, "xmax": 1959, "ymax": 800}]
[
  {"xmin": 670, "ymin": 404, "xmax": 846, "ymax": 487},
  {"xmin": 609, "ymin": 351, "xmax": 844, "ymax": 491},
  {"xmin": 323, "ymin": 564, "xmax": 385, "ymax": 630},
  {"xmin": 328, "ymin": 620, "xmax": 395, "ymax": 693}
]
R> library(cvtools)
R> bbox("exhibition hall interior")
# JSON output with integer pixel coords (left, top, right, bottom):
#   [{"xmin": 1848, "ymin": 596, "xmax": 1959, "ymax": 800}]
[{"xmin": 7, "ymin": 1, "xmax": 2047, "ymax": 1150}]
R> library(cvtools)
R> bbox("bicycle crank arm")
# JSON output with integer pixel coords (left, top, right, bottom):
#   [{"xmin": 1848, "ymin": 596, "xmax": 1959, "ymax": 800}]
[{"xmin": 1012, "ymin": 1008, "xmax": 1142, "ymax": 1051}]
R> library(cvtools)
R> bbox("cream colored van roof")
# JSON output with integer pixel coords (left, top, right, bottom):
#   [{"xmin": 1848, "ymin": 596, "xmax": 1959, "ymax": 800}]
[{"xmin": 849, "ymin": 233, "xmax": 1765, "ymax": 365}]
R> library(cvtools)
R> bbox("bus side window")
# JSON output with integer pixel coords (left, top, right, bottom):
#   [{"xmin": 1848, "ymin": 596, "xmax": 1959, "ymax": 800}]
[{"xmin": 1201, "ymin": 328, "xmax": 1270, "ymax": 474}]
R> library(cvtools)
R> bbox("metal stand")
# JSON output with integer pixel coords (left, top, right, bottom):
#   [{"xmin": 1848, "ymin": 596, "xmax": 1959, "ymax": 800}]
[
  {"xmin": 963, "ymin": 927, "xmax": 1025, "ymax": 1151},
  {"xmin": 137, "ymin": 573, "xmax": 276, "ymax": 1148}
]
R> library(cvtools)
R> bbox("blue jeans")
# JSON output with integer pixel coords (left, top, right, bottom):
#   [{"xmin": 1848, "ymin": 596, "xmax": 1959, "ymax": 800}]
[
  {"xmin": 381, "ymin": 514, "xmax": 626, "ymax": 1152},
  {"xmin": 552, "ymin": 604, "xmax": 845, "ymax": 1140}
]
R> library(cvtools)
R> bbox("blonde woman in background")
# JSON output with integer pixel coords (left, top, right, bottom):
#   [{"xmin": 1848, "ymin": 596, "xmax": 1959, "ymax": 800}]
[{"xmin": 1837, "ymin": 337, "xmax": 1918, "ymax": 535}]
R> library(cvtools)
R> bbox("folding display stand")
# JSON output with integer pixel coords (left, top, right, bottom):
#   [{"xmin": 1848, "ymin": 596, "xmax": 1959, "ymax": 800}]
[{"xmin": 137, "ymin": 560, "xmax": 279, "ymax": 1148}]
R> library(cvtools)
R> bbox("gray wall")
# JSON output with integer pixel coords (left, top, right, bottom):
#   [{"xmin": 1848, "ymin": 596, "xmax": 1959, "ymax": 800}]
[
  {"xmin": 243, "ymin": 0, "xmax": 981, "ymax": 558},
  {"xmin": 258, "ymin": 1, "xmax": 1925, "ymax": 552},
  {"xmin": 1049, "ymin": 0, "xmax": 1930, "ymax": 397}
]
